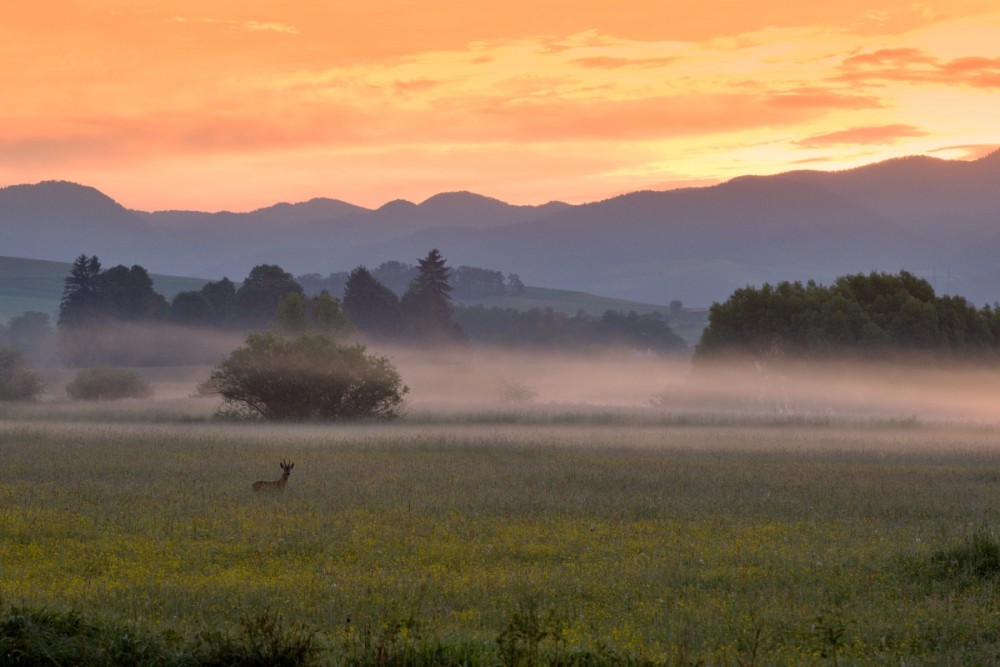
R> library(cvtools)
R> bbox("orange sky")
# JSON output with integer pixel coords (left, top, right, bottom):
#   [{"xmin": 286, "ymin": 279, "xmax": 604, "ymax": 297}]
[{"xmin": 2, "ymin": 1, "xmax": 998, "ymax": 211}]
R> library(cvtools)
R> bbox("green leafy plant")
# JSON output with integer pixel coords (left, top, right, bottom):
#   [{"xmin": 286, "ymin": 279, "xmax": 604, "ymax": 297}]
[
  {"xmin": 189, "ymin": 610, "xmax": 318, "ymax": 667},
  {"xmin": 496, "ymin": 597, "xmax": 557, "ymax": 667},
  {"xmin": 211, "ymin": 332, "xmax": 408, "ymax": 421},
  {"xmin": 0, "ymin": 347, "xmax": 43, "ymax": 401},
  {"xmin": 66, "ymin": 367, "xmax": 152, "ymax": 400},
  {"xmin": 926, "ymin": 531, "xmax": 1000, "ymax": 583}
]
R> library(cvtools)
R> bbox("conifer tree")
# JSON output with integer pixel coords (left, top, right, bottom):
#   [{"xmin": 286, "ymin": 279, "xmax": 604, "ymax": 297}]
[
  {"xmin": 58, "ymin": 254, "xmax": 104, "ymax": 326},
  {"xmin": 400, "ymin": 249, "xmax": 464, "ymax": 342}
]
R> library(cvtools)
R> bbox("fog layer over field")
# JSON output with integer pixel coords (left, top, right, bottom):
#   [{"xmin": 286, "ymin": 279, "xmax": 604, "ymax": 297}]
[
  {"xmin": 38, "ymin": 323, "xmax": 1000, "ymax": 423},
  {"xmin": 381, "ymin": 347, "xmax": 1000, "ymax": 422}
]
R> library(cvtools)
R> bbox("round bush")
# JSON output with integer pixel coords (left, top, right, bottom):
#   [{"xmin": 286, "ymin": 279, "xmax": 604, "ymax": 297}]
[
  {"xmin": 211, "ymin": 332, "xmax": 408, "ymax": 421},
  {"xmin": 0, "ymin": 347, "xmax": 43, "ymax": 401},
  {"xmin": 66, "ymin": 367, "xmax": 153, "ymax": 400}
]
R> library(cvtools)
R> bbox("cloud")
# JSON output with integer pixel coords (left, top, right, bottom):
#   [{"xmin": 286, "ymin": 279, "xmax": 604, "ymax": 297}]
[
  {"xmin": 795, "ymin": 124, "xmax": 928, "ymax": 148},
  {"xmin": 928, "ymin": 144, "xmax": 1000, "ymax": 160},
  {"xmin": 841, "ymin": 47, "xmax": 935, "ymax": 67},
  {"xmin": 171, "ymin": 16, "xmax": 299, "ymax": 34},
  {"xmin": 572, "ymin": 56, "xmax": 678, "ymax": 69},
  {"xmin": 243, "ymin": 21, "xmax": 299, "ymax": 34},
  {"xmin": 840, "ymin": 48, "xmax": 1000, "ymax": 88},
  {"xmin": 453, "ymin": 92, "xmax": 875, "ymax": 143},
  {"xmin": 392, "ymin": 79, "xmax": 442, "ymax": 94},
  {"xmin": 764, "ymin": 87, "xmax": 881, "ymax": 111}
]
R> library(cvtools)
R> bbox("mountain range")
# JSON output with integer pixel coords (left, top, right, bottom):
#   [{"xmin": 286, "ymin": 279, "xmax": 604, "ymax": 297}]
[{"xmin": 1, "ymin": 150, "xmax": 998, "ymax": 306}]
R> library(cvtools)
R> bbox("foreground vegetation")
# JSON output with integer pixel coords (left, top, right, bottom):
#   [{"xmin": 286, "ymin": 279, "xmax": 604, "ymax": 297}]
[{"xmin": 4, "ymin": 405, "xmax": 1000, "ymax": 664}]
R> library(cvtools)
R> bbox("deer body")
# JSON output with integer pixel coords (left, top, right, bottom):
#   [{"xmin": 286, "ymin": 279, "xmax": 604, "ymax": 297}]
[{"xmin": 253, "ymin": 460, "xmax": 294, "ymax": 493}]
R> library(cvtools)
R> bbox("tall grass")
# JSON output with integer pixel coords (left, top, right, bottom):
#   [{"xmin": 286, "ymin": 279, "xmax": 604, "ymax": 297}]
[{"xmin": 4, "ymin": 412, "xmax": 1000, "ymax": 663}]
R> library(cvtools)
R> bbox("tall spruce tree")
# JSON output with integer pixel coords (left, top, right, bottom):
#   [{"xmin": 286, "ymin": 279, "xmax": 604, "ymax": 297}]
[
  {"xmin": 400, "ymin": 249, "xmax": 464, "ymax": 342},
  {"xmin": 58, "ymin": 254, "xmax": 104, "ymax": 327}
]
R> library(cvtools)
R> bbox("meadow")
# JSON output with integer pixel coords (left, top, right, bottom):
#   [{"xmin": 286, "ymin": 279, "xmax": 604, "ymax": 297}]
[{"xmin": 5, "ymin": 359, "xmax": 1000, "ymax": 664}]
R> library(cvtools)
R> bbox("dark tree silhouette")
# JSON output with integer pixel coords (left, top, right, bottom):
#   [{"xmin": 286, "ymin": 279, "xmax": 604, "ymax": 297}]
[
  {"xmin": 232, "ymin": 264, "xmax": 303, "ymax": 330},
  {"xmin": 200, "ymin": 277, "xmax": 237, "ymax": 325},
  {"xmin": 343, "ymin": 266, "xmax": 402, "ymax": 339},
  {"xmin": 169, "ymin": 291, "xmax": 215, "ymax": 325},
  {"xmin": 58, "ymin": 254, "xmax": 104, "ymax": 327},
  {"xmin": 452, "ymin": 266, "xmax": 506, "ymax": 299},
  {"xmin": 695, "ymin": 270, "xmax": 996, "ymax": 360},
  {"xmin": 400, "ymin": 249, "xmax": 464, "ymax": 342},
  {"xmin": 101, "ymin": 264, "xmax": 167, "ymax": 320}
]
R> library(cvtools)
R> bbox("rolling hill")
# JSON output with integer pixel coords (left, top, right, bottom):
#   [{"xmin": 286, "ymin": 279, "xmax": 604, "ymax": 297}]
[
  {"xmin": 2, "ymin": 149, "xmax": 998, "ymax": 306},
  {"xmin": 0, "ymin": 256, "xmax": 211, "ymax": 322}
]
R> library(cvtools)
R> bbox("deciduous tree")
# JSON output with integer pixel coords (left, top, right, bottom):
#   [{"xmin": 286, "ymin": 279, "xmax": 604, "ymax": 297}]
[
  {"xmin": 211, "ymin": 332, "xmax": 408, "ymax": 420},
  {"xmin": 342, "ymin": 266, "xmax": 402, "ymax": 340}
]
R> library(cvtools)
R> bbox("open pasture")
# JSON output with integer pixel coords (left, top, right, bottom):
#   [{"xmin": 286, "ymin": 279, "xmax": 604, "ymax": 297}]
[{"xmin": 4, "ymin": 404, "xmax": 1000, "ymax": 664}]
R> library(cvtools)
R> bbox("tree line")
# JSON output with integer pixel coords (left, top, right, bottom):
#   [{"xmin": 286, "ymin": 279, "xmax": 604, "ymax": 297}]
[
  {"xmin": 299, "ymin": 263, "xmax": 525, "ymax": 302},
  {"xmin": 696, "ymin": 270, "xmax": 1000, "ymax": 360},
  {"xmin": 42, "ymin": 249, "xmax": 685, "ymax": 366},
  {"xmin": 454, "ymin": 305, "xmax": 686, "ymax": 353}
]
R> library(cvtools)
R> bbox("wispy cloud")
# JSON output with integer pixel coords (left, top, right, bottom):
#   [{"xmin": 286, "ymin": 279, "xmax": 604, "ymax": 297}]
[
  {"xmin": 795, "ymin": 124, "xmax": 929, "ymax": 148},
  {"xmin": 171, "ymin": 16, "xmax": 299, "ymax": 34},
  {"xmin": 3, "ymin": 2, "xmax": 1000, "ymax": 209},
  {"xmin": 841, "ymin": 48, "xmax": 1000, "ymax": 88},
  {"xmin": 928, "ymin": 143, "xmax": 1000, "ymax": 160},
  {"xmin": 572, "ymin": 56, "xmax": 678, "ymax": 69}
]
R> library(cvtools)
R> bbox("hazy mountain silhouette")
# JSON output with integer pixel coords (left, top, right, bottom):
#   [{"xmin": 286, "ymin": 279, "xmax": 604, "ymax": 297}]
[
  {"xmin": 1, "ymin": 150, "xmax": 998, "ymax": 305},
  {"xmin": 0, "ymin": 181, "xmax": 150, "ymax": 262}
]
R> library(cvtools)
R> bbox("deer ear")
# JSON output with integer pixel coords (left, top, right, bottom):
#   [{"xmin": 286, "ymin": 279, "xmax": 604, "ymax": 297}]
[{"xmin": 289, "ymin": 463, "xmax": 295, "ymax": 469}]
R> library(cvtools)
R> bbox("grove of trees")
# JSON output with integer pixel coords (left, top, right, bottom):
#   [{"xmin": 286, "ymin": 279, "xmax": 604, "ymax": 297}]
[
  {"xmin": 696, "ymin": 270, "xmax": 1000, "ymax": 360},
  {"xmin": 43, "ymin": 249, "xmax": 689, "ymax": 371},
  {"xmin": 454, "ymin": 305, "xmax": 687, "ymax": 353}
]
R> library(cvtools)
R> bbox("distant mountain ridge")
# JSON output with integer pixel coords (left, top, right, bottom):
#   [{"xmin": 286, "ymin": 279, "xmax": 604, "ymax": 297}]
[{"xmin": 2, "ymin": 149, "xmax": 999, "ymax": 306}]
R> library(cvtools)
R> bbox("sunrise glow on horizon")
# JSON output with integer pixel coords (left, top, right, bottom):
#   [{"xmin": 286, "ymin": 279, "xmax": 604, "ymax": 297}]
[{"xmin": 2, "ymin": 1, "xmax": 998, "ymax": 212}]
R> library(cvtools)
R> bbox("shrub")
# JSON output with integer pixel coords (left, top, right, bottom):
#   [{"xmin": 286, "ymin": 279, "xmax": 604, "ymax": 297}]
[
  {"xmin": 0, "ymin": 603, "xmax": 165, "ymax": 667},
  {"xmin": 211, "ymin": 332, "xmax": 408, "ymax": 421},
  {"xmin": 927, "ymin": 532, "xmax": 1000, "ymax": 582},
  {"xmin": 188, "ymin": 610, "xmax": 318, "ymax": 667},
  {"xmin": 498, "ymin": 377, "xmax": 538, "ymax": 404},
  {"xmin": 66, "ymin": 367, "xmax": 153, "ymax": 400},
  {"xmin": 0, "ymin": 347, "xmax": 43, "ymax": 401}
]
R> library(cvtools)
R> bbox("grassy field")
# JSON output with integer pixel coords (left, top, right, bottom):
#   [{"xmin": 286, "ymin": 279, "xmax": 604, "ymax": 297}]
[{"xmin": 4, "ymin": 391, "xmax": 1000, "ymax": 664}]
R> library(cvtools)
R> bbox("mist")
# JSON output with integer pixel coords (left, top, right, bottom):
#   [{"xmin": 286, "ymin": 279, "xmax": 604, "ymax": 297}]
[
  {"xmin": 375, "ymin": 346, "xmax": 1000, "ymax": 423},
  {"xmin": 33, "ymin": 324, "xmax": 1000, "ymax": 425}
]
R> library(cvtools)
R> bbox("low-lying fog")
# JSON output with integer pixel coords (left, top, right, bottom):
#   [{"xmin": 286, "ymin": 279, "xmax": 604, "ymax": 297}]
[
  {"xmin": 35, "ymin": 325, "xmax": 1000, "ymax": 423},
  {"xmin": 387, "ymin": 348, "xmax": 1000, "ymax": 422}
]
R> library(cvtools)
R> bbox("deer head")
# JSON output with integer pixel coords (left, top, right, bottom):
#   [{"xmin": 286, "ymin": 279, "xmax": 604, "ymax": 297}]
[{"xmin": 252, "ymin": 460, "xmax": 295, "ymax": 492}]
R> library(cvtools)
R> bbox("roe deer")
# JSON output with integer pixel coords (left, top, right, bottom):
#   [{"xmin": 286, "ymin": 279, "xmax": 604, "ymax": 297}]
[{"xmin": 253, "ymin": 460, "xmax": 294, "ymax": 493}]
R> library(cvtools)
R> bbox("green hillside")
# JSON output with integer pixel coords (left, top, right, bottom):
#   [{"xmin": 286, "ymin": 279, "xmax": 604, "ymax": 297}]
[{"xmin": 0, "ymin": 256, "xmax": 210, "ymax": 322}]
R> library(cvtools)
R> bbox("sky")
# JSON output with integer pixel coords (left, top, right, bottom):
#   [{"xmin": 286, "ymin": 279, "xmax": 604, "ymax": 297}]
[{"xmin": 2, "ymin": 1, "xmax": 998, "ymax": 212}]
